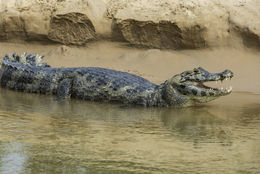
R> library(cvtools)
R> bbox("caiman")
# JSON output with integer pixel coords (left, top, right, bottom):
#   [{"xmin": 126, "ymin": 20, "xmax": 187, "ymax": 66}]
[{"xmin": 0, "ymin": 53, "xmax": 233, "ymax": 107}]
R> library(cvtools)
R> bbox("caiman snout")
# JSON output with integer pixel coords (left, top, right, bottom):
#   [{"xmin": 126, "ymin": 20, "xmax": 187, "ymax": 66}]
[{"xmin": 219, "ymin": 69, "xmax": 233, "ymax": 81}]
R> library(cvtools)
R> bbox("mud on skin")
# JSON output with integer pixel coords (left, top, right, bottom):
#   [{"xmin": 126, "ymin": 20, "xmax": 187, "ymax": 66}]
[{"xmin": 0, "ymin": 53, "xmax": 233, "ymax": 107}]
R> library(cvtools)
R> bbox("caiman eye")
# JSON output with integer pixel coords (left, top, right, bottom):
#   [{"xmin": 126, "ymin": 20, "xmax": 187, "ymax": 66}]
[{"xmin": 193, "ymin": 68, "xmax": 201, "ymax": 73}]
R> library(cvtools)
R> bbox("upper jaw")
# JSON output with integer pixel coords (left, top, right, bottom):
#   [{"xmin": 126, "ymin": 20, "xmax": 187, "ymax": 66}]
[
  {"xmin": 206, "ymin": 69, "xmax": 234, "ymax": 82},
  {"xmin": 202, "ymin": 69, "xmax": 234, "ymax": 95},
  {"xmin": 179, "ymin": 69, "xmax": 233, "ymax": 83},
  {"xmin": 197, "ymin": 67, "xmax": 233, "ymax": 78}
]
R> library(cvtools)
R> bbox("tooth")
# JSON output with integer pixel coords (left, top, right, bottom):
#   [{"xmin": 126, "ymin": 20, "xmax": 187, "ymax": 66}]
[{"xmin": 226, "ymin": 86, "xmax": 232, "ymax": 92}]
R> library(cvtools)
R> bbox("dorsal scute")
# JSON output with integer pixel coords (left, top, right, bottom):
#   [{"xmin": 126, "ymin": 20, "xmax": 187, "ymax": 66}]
[{"xmin": 3, "ymin": 53, "xmax": 50, "ymax": 67}]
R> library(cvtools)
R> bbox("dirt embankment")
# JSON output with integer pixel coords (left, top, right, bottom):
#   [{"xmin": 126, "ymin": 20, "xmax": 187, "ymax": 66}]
[
  {"xmin": 0, "ymin": 0, "xmax": 259, "ymax": 49},
  {"xmin": 107, "ymin": 0, "xmax": 260, "ymax": 49}
]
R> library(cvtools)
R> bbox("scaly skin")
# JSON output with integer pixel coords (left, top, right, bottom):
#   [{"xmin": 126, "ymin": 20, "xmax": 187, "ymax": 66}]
[{"xmin": 0, "ymin": 53, "xmax": 233, "ymax": 107}]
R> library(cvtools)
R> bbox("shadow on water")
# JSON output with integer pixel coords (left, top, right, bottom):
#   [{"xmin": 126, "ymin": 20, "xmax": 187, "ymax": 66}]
[{"xmin": 0, "ymin": 89, "xmax": 260, "ymax": 174}]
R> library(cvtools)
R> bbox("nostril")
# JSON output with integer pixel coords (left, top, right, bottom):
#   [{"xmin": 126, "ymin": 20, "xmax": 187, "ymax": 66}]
[
  {"xmin": 223, "ymin": 70, "xmax": 234, "ymax": 78},
  {"xmin": 224, "ymin": 70, "xmax": 233, "ymax": 74}
]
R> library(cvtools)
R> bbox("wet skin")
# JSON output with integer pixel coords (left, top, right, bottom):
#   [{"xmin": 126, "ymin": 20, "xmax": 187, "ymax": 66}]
[{"xmin": 0, "ymin": 53, "xmax": 233, "ymax": 107}]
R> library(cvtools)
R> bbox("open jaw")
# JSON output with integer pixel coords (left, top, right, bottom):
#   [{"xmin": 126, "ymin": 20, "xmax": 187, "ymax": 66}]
[
  {"xmin": 177, "ymin": 68, "xmax": 234, "ymax": 97},
  {"xmin": 193, "ymin": 77, "xmax": 233, "ymax": 96}
]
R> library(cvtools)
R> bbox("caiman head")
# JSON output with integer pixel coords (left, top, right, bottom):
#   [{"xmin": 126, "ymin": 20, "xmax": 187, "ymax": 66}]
[{"xmin": 163, "ymin": 67, "xmax": 234, "ymax": 106}]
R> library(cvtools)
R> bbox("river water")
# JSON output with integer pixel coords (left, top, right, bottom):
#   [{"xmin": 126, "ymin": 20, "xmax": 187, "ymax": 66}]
[{"xmin": 0, "ymin": 88, "xmax": 259, "ymax": 174}]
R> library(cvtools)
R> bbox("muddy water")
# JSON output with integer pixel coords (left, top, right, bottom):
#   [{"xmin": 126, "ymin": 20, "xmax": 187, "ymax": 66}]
[{"xmin": 0, "ymin": 88, "xmax": 259, "ymax": 174}]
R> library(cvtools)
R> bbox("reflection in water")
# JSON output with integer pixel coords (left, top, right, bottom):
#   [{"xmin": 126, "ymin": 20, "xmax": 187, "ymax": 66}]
[
  {"xmin": 0, "ymin": 89, "xmax": 260, "ymax": 174},
  {"xmin": 160, "ymin": 108, "xmax": 233, "ymax": 147}
]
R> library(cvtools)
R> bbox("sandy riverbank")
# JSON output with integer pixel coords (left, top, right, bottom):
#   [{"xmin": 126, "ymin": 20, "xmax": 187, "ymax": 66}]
[{"xmin": 0, "ymin": 41, "xmax": 259, "ymax": 93}]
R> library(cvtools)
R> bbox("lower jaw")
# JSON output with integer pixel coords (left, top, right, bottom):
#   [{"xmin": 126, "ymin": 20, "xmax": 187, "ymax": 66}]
[
  {"xmin": 201, "ymin": 81, "xmax": 233, "ymax": 93},
  {"xmin": 198, "ymin": 88, "xmax": 232, "ymax": 97}
]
